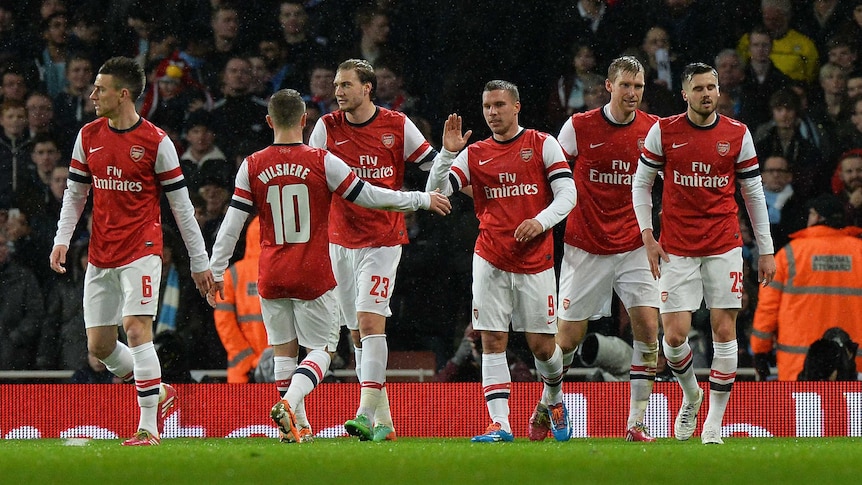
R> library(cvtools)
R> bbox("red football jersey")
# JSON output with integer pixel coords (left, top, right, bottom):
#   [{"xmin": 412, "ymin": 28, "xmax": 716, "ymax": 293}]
[
  {"xmin": 449, "ymin": 129, "xmax": 571, "ymax": 274},
  {"xmin": 640, "ymin": 114, "xmax": 759, "ymax": 257},
  {"xmin": 559, "ymin": 108, "xmax": 659, "ymax": 255},
  {"xmin": 308, "ymin": 107, "xmax": 435, "ymax": 248},
  {"xmin": 65, "ymin": 117, "xmax": 187, "ymax": 268},
  {"xmin": 231, "ymin": 143, "xmax": 368, "ymax": 300}
]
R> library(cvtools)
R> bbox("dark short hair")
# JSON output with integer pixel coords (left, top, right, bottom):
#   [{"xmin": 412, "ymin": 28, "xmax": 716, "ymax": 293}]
[
  {"xmin": 769, "ymin": 88, "xmax": 801, "ymax": 112},
  {"xmin": 483, "ymin": 80, "xmax": 520, "ymax": 103},
  {"xmin": 808, "ymin": 193, "xmax": 846, "ymax": 229},
  {"xmin": 98, "ymin": 56, "xmax": 146, "ymax": 100},
  {"xmin": 681, "ymin": 62, "xmax": 717, "ymax": 88}
]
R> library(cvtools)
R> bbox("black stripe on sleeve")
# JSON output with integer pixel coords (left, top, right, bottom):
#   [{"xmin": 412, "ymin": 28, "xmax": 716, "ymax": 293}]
[
  {"xmin": 162, "ymin": 179, "xmax": 187, "ymax": 193},
  {"xmin": 639, "ymin": 155, "xmax": 662, "ymax": 169},
  {"xmin": 344, "ymin": 179, "xmax": 365, "ymax": 202},
  {"xmin": 68, "ymin": 172, "xmax": 91, "ymax": 184},
  {"xmin": 229, "ymin": 199, "xmax": 254, "ymax": 213},
  {"xmin": 737, "ymin": 167, "xmax": 761, "ymax": 180},
  {"xmin": 548, "ymin": 171, "xmax": 573, "ymax": 183}
]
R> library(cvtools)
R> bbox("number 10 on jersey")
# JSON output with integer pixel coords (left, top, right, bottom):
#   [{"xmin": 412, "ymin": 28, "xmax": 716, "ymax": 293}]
[{"xmin": 266, "ymin": 184, "xmax": 311, "ymax": 244}]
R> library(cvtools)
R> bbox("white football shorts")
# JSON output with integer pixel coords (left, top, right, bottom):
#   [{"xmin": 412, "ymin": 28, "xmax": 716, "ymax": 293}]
[
  {"xmin": 558, "ymin": 244, "xmax": 660, "ymax": 322},
  {"xmin": 260, "ymin": 289, "xmax": 340, "ymax": 351},
  {"xmin": 659, "ymin": 247, "xmax": 744, "ymax": 313},
  {"xmin": 83, "ymin": 254, "xmax": 162, "ymax": 328},
  {"xmin": 471, "ymin": 255, "xmax": 558, "ymax": 334},
  {"xmin": 329, "ymin": 244, "xmax": 401, "ymax": 330}
]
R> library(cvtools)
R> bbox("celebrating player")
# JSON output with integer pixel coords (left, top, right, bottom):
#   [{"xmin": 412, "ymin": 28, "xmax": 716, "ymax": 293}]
[
  {"xmin": 49, "ymin": 56, "xmax": 213, "ymax": 446},
  {"xmin": 308, "ymin": 59, "xmax": 439, "ymax": 441},
  {"xmin": 426, "ymin": 80, "xmax": 576, "ymax": 442},
  {"xmin": 547, "ymin": 56, "xmax": 661, "ymax": 442},
  {"xmin": 632, "ymin": 62, "xmax": 775, "ymax": 444},
  {"xmin": 207, "ymin": 88, "xmax": 450, "ymax": 443}
]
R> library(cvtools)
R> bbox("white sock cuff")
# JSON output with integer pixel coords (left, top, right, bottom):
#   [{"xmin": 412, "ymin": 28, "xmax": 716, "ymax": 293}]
[
  {"xmin": 713, "ymin": 340, "xmax": 738, "ymax": 358},
  {"xmin": 633, "ymin": 340, "xmax": 658, "ymax": 353},
  {"xmin": 482, "ymin": 351, "xmax": 507, "ymax": 367},
  {"xmin": 129, "ymin": 341, "xmax": 155, "ymax": 355}
]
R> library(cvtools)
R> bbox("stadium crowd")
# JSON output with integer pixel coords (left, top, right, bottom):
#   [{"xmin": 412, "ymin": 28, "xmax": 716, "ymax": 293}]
[{"xmin": 1, "ymin": 0, "xmax": 862, "ymax": 384}]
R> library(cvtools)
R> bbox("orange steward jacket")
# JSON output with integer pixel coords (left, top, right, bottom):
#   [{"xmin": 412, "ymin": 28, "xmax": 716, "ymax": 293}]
[
  {"xmin": 752, "ymin": 225, "xmax": 862, "ymax": 380},
  {"xmin": 214, "ymin": 217, "xmax": 269, "ymax": 383}
]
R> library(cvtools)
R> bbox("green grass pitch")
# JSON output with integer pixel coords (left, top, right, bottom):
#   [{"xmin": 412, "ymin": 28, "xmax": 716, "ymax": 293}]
[{"xmin": 1, "ymin": 437, "xmax": 860, "ymax": 484}]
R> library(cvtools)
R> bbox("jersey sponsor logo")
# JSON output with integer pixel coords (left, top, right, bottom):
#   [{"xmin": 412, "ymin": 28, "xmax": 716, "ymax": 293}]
[
  {"xmin": 483, "ymin": 172, "xmax": 539, "ymax": 199},
  {"xmin": 671, "ymin": 142, "xmax": 688, "ymax": 149},
  {"xmin": 381, "ymin": 133, "xmax": 395, "ymax": 148},
  {"xmin": 478, "ymin": 158, "xmax": 494, "ymax": 166},
  {"xmin": 350, "ymin": 165, "xmax": 394, "ymax": 180},
  {"xmin": 672, "ymin": 162, "xmax": 730, "ymax": 188},
  {"xmin": 130, "ymin": 145, "xmax": 145, "ymax": 162},
  {"xmin": 716, "ymin": 141, "xmax": 730, "ymax": 156},
  {"xmin": 335, "ymin": 139, "xmax": 350, "ymax": 145},
  {"xmin": 89, "ymin": 146, "xmax": 104, "ymax": 153},
  {"xmin": 520, "ymin": 148, "xmax": 533, "ymax": 161},
  {"xmin": 92, "ymin": 165, "xmax": 143, "ymax": 192},
  {"xmin": 589, "ymin": 160, "xmax": 635, "ymax": 185},
  {"xmin": 589, "ymin": 142, "xmax": 605, "ymax": 149}
]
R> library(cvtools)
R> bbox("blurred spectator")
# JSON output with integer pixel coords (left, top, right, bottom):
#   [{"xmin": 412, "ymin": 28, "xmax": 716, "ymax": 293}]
[
  {"xmin": 135, "ymin": 24, "xmax": 178, "ymax": 75},
  {"xmin": 5, "ymin": 207, "xmax": 53, "ymax": 291},
  {"xmin": 180, "ymin": 110, "xmax": 232, "ymax": 194},
  {"xmin": 66, "ymin": 4, "xmax": 108, "ymax": 69},
  {"xmin": 761, "ymin": 154, "xmax": 808, "ymax": 250},
  {"xmin": 373, "ymin": 56, "xmax": 419, "ymax": 115},
  {"xmin": 754, "ymin": 88, "xmax": 829, "ymax": 201},
  {"xmin": 623, "ymin": 25, "xmax": 685, "ymax": 116},
  {"xmin": 716, "ymin": 90, "xmax": 738, "ymax": 118},
  {"xmin": 797, "ymin": 327, "xmax": 859, "ymax": 381},
  {"xmin": 201, "ymin": 3, "xmax": 243, "ymax": 95},
  {"xmin": 140, "ymin": 54, "xmax": 213, "ymax": 137},
  {"xmin": 0, "ymin": 66, "xmax": 30, "ymax": 104},
  {"xmin": 789, "ymin": 81, "xmax": 831, "ymax": 154},
  {"xmin": 246, "ymin": 53, "xmax": 272, "ymax": 99},
  {"xmin": 825, "ymin": 36, "xmax": 858, "ymax": 73},
  {"xmin": 276, "ymin": 1, "xmax": 331, "ymax": 91},
  {"xmin": 738, "ymin": 24, "xmax": 793, "ymax": 129},
  {"xmin": 25, "ymin": 90, "xmax": 57, "ymax": 139},
  {"xmin": 0, "ymin": 229, "xmax": 45, "ymax": 370},
  {"xmin": 834, "ymin": 150, "xmax": 862, "ymax": 227},
  {"xmin": 545, "ymin": 42, "xmax": 602, "ymax": 130},
  {"xmin": 715, "ymin": 48, "xmax": 745, "ymax": 105},
  {"xmin": 836, "ymin": 95, "xmax": 862, "ymax": 154},
  {"xmin": 20, "ymin": 133, "xmax": 61, "ymax": 218},
  {"xmin": 71, "ymin": 351, "xmax": 120, "ymax": 383},
  {"xmin": 36, "ymin": 238, "xmax": 87, "ymax": 370},
  {"xmin": 195, "ymin": 166, "xmax": 233, "ymax": 255},
  {"xmin": 794, "ymin": 0, "xmax": 852, "ymax": 59},
  {"xmin": 340, "ymin": 7, "xmax": 395, "ymax": 66},
  {"xmin": 808, "ymin": 62, "xmax": 850, "ymax": 137},
  {"xmin": 209, "ymin": 56, "xmax": 269, "ymax": 161},
  {"xmin": 752, "ymin": 193, "xmax": 862, "ymax": 381},
  {"xmin": 31, "ymin": 11, "xmax": 69, "ymax": 97},
  {"xmin": 737, "ymin": 0, "xmax": 820, "ymax": 85},
  {"xmin": 213, "ymin": 216, "xmax": 269, "ymax": 383},
  {"xmin": 646, "ymin": 0, "xmax": 734, "ymax": 66},
  {"xmin": 52, "ymin": 54, "xmax": 95, "ymax": 150},
  {"xmin": 302, "ymin": 101, "xmax": 321, "ymax": 144},
  {"xmin": 848, "ymin": 70, "xmax": 862, "ymax": 99},
  {"xmin": 301, "ymin": 62, "xmax": 337, "ymax": 115},
  {"xmin": 0, "ymin": 1, "xmax": 29, "ymax": 66},
  {"xmin": 838, "ymin": 0, "xmax": 862, "ymax": 63},
  {"xmin": 0, "ymin": 99, "xmax": 33, "ymax": 210}
]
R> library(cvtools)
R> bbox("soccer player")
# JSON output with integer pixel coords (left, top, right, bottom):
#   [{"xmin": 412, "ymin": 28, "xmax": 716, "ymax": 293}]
[
  {"xmin": 425, "ymin": 80, "xmax": 576, "ymax": 442},
  {"xmin": 207, "ymin": 88, "xmax": 450, "ymax": 444},
  {"xmin": 545, "ymin": 56, "xmax": 661, "ymax": 443},
  {"xmin": 49, "ymin": 56, "xmax": 213, "ymax": 446},
  {"xmin": 308, "ymin": 59, "xmax": 438, "ymax": 442},
  {"xmin": 632, "ymin": 62, "xmax": 776, "ymax": 444}
]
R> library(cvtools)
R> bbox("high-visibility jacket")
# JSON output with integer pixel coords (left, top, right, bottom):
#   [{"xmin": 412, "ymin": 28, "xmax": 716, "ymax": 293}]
[
  {"xmin": 752, "ymin": 225, "xmax": 862, "ymax": 380},
  {"xmin": 214, "ymin": 217, "xmax": 269, "ymax": 383}
]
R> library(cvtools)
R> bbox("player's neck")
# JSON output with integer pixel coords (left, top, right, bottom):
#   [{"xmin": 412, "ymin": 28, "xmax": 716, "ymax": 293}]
[
  {"xmin": 107, "ymin": 108, "xmax": 141, "ymax": 131},
  {"xmin": 686, "ymin": 109, "xmax": 716, "ymax": 127},
  {"xmin": 606, "ymin": 104, "xmax": 634, "ymax": 124},
  {"xmin": 345, "ymin": 101, "xmax": 376, "ymax": 124},
  {"xmin": 273, "ymin": 127, "xmax": 303, "ymax": 144}
]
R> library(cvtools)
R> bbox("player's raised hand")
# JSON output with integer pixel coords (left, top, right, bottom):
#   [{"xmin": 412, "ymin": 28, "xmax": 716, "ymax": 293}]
[
  {"xmin": 49, "ymin": 245, "xmax": 68, "ymax": 274},
  {"xmin": 427, "ymin": 191, "xmax": 451, "ymax": 215},
  {"xmin": 442, "ymin": 113, "xmax": 471, "ymax": 153},
  {"xmin": 192, "ymin": 269, "xmax": 214, "ymax": 297}
]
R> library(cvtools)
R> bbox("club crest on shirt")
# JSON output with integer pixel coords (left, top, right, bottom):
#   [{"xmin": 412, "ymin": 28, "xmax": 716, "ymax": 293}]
[
  {"xmin": 716, "ymin": 141, "xmax": 730, "ymax": 156},
  {"xmin": 637, "ymin": 138, "xmax": 645, "ymax": 151},
  {"xmin": 562, "ymin": 298, "xmax": 570, "ymax": 310},
  {"xmin": 520, "ymin": 148, "xmax": 533, "ymax": 161},
  {"xmin": 381, "ymin": 133, "xmax": 395, "ymax": 148},
  {"xmin": 130, "ymin": 145, "xmax": 145, "ymax": 162}
]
